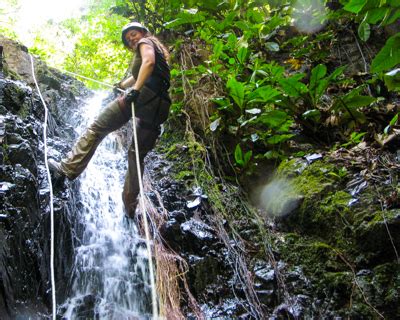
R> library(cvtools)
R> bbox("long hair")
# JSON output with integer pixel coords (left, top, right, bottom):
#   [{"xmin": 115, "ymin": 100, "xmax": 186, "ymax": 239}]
[{"xmin": 144, "ymin": 33, "xmax": 170, "ymax": 62}]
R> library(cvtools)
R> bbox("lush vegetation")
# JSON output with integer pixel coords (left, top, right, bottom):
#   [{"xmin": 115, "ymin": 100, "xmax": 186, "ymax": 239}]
[
  {"xmin": 2, "ymin": 1, "xmax": 399, "ymax": 317},
  {"xmin": 2, "ymin": 0, "xmax": 400, "ymax": 174}
]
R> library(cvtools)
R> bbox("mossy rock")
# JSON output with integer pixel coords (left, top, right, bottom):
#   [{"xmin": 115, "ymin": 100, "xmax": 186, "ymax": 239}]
[
  {"xmin": 276, "ymin": 158, "xmax": 353, "ymax": 237},
  {"xmin": 355, "ymin": 209, "xmax": 400, "ymax": 263}
]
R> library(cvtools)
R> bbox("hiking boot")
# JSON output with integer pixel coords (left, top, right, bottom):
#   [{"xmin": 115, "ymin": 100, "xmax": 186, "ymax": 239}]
[{"xmin": 48, "ymin": 158, "xmax": 66, "ymax": 180}]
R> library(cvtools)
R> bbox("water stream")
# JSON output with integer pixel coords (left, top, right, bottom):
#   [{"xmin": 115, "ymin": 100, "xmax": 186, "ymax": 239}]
[{"xmin": 61, "ymin": 93, "xmax": 152, "ymax": 319}]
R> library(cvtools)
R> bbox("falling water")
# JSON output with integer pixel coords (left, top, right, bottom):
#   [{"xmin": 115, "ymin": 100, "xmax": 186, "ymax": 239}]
[{"xmin": 61, "ymin": 92, "xmax": 152, "ymax": 319}]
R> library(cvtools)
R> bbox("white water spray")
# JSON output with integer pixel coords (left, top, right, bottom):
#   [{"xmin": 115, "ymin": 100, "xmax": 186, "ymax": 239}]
[
  {"xmin": 258, "ymin": 178, "xmax": 302, "ymax": 217},
  {"xmin": 291, "ymin": 0, "xmax": 327, "ymax": 34},
  {"xmin": 62, "ymin": 93, "xmax": 154, "ymax": 319}
]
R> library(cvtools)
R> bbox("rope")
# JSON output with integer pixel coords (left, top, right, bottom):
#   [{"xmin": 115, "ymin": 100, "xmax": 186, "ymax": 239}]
[
  {"xmin": 62, "ymin": 70, "xmax": 124, "ymax": 93},
  {"xmin": 29, "ymin": 59, "xmax": 158, "ymax": 317},
  {"xmin": 65, "ymin": 68, "xmax": 159, "ymax": 316},
  {"xmin": 67, "ymin": 69, "xmax": 159, "ymax": 316},
  {"xmin": 131, "ymin": 101, "xmax": 159, "ymax": 318},
  {"xmin": 29, "ymin": 54, "xmax": 57, "ymax": 320}
]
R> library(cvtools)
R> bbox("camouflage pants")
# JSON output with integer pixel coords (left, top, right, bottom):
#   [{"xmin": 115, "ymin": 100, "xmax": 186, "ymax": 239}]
[{"xmin": 60, "ymin": 98, "xmax": 162, "ymax": 218}]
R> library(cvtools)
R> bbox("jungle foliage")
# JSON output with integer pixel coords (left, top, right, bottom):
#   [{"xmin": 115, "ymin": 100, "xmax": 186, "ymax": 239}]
[{"xmin": 2, "ymin": 0, "xmax": 400, "ymax": 175}]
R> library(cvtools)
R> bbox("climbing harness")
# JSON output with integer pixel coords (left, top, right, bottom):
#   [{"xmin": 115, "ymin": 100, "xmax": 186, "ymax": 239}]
[
  {"xmin": 131, "ymin": 100, "xmax": 159, "ymax": 318},
  {"xmin": 30, "ymin": 56, "xmax": 158, "ymax": 318},
  {"xmin": 29, "ymin": 54, "xmax": 57, "ymax": 320}
]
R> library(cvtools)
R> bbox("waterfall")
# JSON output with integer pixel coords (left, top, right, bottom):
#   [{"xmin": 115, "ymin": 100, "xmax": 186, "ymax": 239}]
[{"xmin": 61, "ymin": 92, "xmax": 152, "ymax": 319}]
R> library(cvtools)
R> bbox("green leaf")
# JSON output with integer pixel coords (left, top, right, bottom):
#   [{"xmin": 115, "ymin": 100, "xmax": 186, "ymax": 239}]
[
  {"xmin": 343, "ymin": 95, "xmax": 376, "ymax": 108},
  {"xmin": 213, "ymin": 40, "xmax": 224, "ymax": 58},
  {"xmin": 164, "ymin": 10, "xmax": 205, "ymax": 28},
  {"xmin": 365, "ymin": 7, "xmax": 389, "ymax": 24},
  {"xmin": 227, "ymin": 78, "xmax": 245, "ymax": 109},
  {"xmin": 328, "ymin": 66, "xmax": 347, "ymax": 80},
  {"xmin": 279, "ymin": 75, "xmax": 308, "ymax": 98},
  {"xmin": 343, "ymin": 0, "xmax": 367, "ymax": 13},
  {"xmin": 302, "ymin": 109, "xmax": 321, "ymax": 121},
  {"xmin": 385, "ymin": 8, "xmax": 400, "ymax": 26},
  {"xmin": 257, "ymin": 110, "xmax": 288, "ymax": 129},
  {"xmin": 371, "ymin": 33, "xmax": 400, "ymax": 73},
  {"xmin": 237, "ymin": 46, "xmax": 248, "ymax": 64},
  {"xmin": 390, "ymin": 113, "xmax": 399, "ymax": 126},
  {"xmin": 234, "ymin": 144, "xmax": 244, "ymax": 166},
  {"xmin": 310, "ymin": 64, "xmax": 327, "ymax": 87},
  {"xmin": 243, "ymin": 150, "xmax": 252, "ymax": 166},
  {"xmin": 384, "ymin": 68, "xmax": 400, "ymax": 91},
  {"xmin": 358, "ymin": 21, "xmax": 371, "ymax": 41},
  {"xmin": 309, "ymin": 64, "xmax": 327, "ymax": 104},
  {"xmin": 263, "ymin": 150, "xmax": 282, "ymax": 159},
  {"xmin": 384, "ymin": 113, "xmax": 399, "ymax": 134},
  {"xmin": 249, "ymin": 85, "xmax": 281, "ymax": 102},
  {"xmin": 267, "ymin": 134, "xmax": 295, "ymax": 145}
]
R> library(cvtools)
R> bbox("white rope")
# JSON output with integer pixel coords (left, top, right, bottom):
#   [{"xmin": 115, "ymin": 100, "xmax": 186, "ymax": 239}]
[
  {"xmin": 29, "ymin": 59, "xmax": 157, "ymax": 317},
  {"xmin": 131, "ymin": 101, "xmax": 158, "ymax": 318},
  {"xmin": 62, "ymin": 70, "xmax": 124, "ymax": 93},
  {"xmin": 29, "ymin": 54, "xmax": 57, "ymax": 320}
]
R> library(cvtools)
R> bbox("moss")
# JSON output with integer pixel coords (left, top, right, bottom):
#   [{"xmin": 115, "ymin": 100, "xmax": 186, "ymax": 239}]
[
  {"xmin": 174, "ymin": 170, "xmax": 194, "ymax": 181},
  {"xmin": 322, "ymin": 271, "xmax": 353, "ymax": 301},
  {"xmin": 355, "ymin": 209, "xmax": 400, "ymax": 262},
  {"xmin": 278, "ymin": 235, "xmax": 346, "ymax": 276}
]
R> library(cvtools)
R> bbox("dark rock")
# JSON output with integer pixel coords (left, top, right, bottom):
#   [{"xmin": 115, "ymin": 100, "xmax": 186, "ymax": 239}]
[
  {"xmin": 355, "ymin": 209, "xmax": 400, "ymax": 262},
  {"xmin": 254, "ymin": 261, "xmax": 276, "ymax": 290},
  {"xmin": 180, "ymin": 218, "xmax": 216, "ymax": 244},
  {"xmin": 187, "ymin": 255, "xmax": 222, "ymax": 295},
  {"xmin": 0, "ymin": 36, "xmax": 88, "ymax": 318},
  {"xmin": 271, "ymin": 295, "xmax": 310, "ymax": 319}
]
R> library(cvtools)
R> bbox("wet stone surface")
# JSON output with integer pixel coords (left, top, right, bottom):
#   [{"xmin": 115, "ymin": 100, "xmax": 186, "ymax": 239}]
[{"xmin": 0, "ymin": 43, "xmax": 89, "ymax": 318}]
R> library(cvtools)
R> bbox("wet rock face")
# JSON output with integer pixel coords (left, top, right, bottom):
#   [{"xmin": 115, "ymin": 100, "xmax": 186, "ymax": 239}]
[
  {"xmin": 0, "ymin": 38, "xmax": 88, "ymax": 318},
  {"xmin": 145, "ymin": 154, "xmax": 243, "ymax": 313}
]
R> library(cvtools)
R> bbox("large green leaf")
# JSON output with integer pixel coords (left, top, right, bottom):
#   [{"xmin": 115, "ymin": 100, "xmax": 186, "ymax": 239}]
[
  {"xmin": 344, "ymin": 0, "xmax": 368, "ymax": 13},
  {"xmin": 343, "ymin": 95, "xmax": 376, "ymax": 108},
  {"xmin": 164, "ymin": 10, "xmax": 205, "ymax": 28},
  {"xmin": 227, "ymin": 77, "xmax": 245, "ymax": 109},
  {"xmin": 234, "ymin": 144, "xmax": 244, "ymax": 166},
  {"xmin": 249, "ymin": 85, "xmax": 281, "ymax": 102},
  {"xmin": 257, "ymin": 110, "xmax": 288, "ymax": 129},
  {"xmin": 267, "ymin": 134, "xmax": 295, "ymax": 145},
  {"xmin": 213, "ymin": 40, "xmax": 224, "ymax": 58},
  {"xmin": 365, "ymin": 7, "xmax": 389, "ymax": 24},
  {"xmin": 358, "ymin": 21, "xmax": 371, "ymax": 41},
  {"xmin": 278, "ymin": 74, "xmax": 308, "ymax": 98},
  {"xmin": 237, "ymin": 46, "xmax": 248, "ymax": 64},
  {"xmin": 384, "ymin": 68, "xmax": 400, "ymax": 91},
  {"xmin": 371, "ymin": 33, "xmax": 400, "ymax": 73},
  {"xmin": 309, "ymin": 64, "xmax": 327, "ymax": 105}
]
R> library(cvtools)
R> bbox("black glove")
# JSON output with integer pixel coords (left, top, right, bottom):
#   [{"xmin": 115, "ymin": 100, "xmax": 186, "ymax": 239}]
[{"xmin": 124, "ymin": 88, "xmax": 140, "ymax": 105}]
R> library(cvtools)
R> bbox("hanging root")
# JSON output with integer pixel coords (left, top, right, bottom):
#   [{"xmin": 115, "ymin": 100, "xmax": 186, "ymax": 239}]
[{"xmin": 137, "ymin": 175, "xmax": 205, "ymax": 319}]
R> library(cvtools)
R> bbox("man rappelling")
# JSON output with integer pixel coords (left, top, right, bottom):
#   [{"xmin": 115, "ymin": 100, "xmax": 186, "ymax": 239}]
[{"xmin": 49, "ymin": 22, "xmax": 171, "ymax": 219}]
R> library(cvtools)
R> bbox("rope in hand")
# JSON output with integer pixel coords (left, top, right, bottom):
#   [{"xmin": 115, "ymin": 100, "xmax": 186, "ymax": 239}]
[
  {"xmin": 29, "ymin": 54, "xmax": 57, "ymax": 320},
  {"xmin": 130, "ymin": 101, "xmax": 159, "ymax": 318}
]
